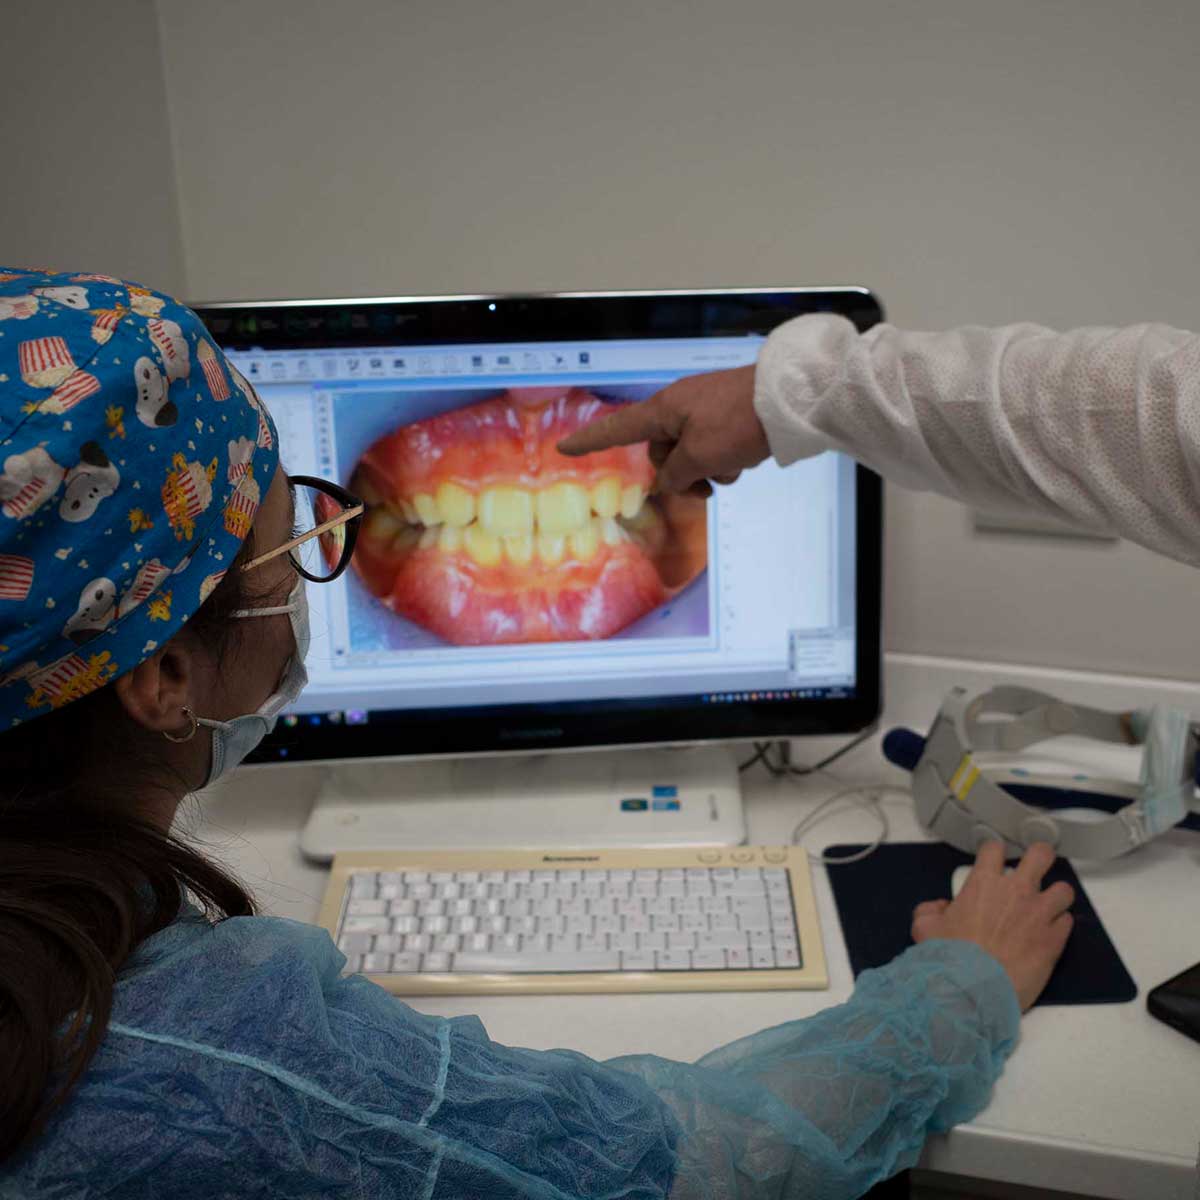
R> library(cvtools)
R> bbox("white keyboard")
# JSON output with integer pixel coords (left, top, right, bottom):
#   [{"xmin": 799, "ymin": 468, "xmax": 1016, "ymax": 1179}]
[{"xmin": 318, "ymin": 846, "xmax": 828, "ymax": 994}]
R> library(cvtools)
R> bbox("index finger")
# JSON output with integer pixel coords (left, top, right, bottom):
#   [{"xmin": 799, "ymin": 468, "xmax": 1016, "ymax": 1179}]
[{"xmin": 557, "ymin": 400, "xmax": 680, "ymax": 457}]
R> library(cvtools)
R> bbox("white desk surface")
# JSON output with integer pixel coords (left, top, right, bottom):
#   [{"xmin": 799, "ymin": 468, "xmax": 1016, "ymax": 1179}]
[{"xmin": 190, "ymin": 659, "xmax": 1200, "ymax": 1200}]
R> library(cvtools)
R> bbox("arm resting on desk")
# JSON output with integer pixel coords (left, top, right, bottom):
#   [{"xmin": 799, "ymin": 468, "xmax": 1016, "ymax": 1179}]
[{"xmin": 606, "ymin": 939, "xmax": 1021, "ymax": 1199}]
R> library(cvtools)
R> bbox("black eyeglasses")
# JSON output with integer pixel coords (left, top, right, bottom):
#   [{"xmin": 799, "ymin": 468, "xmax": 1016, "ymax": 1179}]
[{"xmin": 241, "ymin": 475, "xmax": 364, "ymax": 583}]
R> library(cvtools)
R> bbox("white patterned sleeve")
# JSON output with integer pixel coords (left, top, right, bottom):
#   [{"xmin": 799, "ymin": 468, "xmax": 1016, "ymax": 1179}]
[{"xmin": 753, "ymin": 313, "xmax": 1200, "ymax": 566}]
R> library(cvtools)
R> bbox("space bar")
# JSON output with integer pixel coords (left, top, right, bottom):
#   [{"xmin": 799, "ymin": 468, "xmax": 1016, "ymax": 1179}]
[{"xmin": 453, "ymin": 951, "xmax": 621, "ymax": 973}]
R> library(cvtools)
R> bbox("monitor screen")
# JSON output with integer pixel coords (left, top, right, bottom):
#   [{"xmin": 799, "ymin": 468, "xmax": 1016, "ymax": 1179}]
[{"xmin": 196, "ymin": 289, "xmax": 883, "ymax": 762}]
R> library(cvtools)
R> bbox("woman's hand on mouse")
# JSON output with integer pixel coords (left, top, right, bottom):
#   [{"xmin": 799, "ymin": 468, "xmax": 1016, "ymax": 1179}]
[
  {"xmin": 911, "ymin": 841, "xmax": 1075, "ymax": 1012},
  {"xmin": 556, "ymin": 365, "xmax": 767, "ymax": 497}
]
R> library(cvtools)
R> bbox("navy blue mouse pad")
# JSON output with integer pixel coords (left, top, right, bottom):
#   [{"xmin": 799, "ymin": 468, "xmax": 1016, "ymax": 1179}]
[{"xmin": 824, "ymin": 842, "xmax": 1137, "ymax": 1006}]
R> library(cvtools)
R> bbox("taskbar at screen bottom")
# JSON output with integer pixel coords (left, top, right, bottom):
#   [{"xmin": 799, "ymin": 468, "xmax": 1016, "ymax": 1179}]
[{"xmin": 248, "ymin": 686, "xmax": 867, "ymax": 764}]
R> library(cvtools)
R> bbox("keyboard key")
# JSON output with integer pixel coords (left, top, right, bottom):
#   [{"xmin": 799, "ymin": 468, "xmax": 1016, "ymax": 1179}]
[
  {"xmin": 751, "ymin": 948, "xmax": 776, "ymax": 968},
  {"xmin": 727, "ymin": 947, "xmax": 751, "ymax": 969},
  {"xmin": 421, "ymin": 952, "xmax": 453, "ymax": 972},
  {"xmin": 392, "ymin": 915, "xmax": 419, "ymax": 935},
  {"xmin": 373, "ymin": 934, "xmax": 405, "ymax": 954},
  {"xmin": 343, "ymin": 916, "xmax": 390, "ymax": 934},
  {"xmin": 776, "ymin": 946, "xmax": 801, "ymax": 968},
  {"xmin": 655, "ymin": 950, "xmax": 691, "ymax": 970},
  {"xmin": 362, "ymin": 952, "xmax": 394, "ymax": 973},
  {"xmin": 454, "ymin": 951, "xmax": 621, "ymax": 973},
  {"xmin": 698, "ymin": 930, "xmax": 745, "ymax": 951},
  {"xmin": 391, "ymin": 951, "xmax": 422, "ymax": 972},
  {"xmin": 692, "ymin": 949, "xmax": 726, "ymax": 970},
  {"xmin": 348, "ymin": 899, "xmax": 388, "ymax": 916},
  {"xmin": 337, "ymin": 933, "xmax": 373, "ymax": 955},
  {"xmin": 621, "ymin": 951, "xmax": 656, "ymax": 971}
]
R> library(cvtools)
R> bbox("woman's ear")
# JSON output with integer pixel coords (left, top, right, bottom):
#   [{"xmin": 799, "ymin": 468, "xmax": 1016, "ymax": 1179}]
[{"xmin": 112, "ymin": 637, "xmax": 198, "ymax": 733}]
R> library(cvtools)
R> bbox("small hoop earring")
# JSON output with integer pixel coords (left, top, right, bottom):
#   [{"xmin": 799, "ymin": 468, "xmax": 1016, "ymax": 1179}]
[{"xmin": 163, "ymin": 706, "xmax": 199, "ymax": 743}]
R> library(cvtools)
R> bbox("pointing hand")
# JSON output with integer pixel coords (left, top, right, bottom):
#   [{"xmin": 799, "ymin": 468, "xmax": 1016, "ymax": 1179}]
[{"xmin": 557, "ymin": 366, "xmax": 768, "ymax": 497}]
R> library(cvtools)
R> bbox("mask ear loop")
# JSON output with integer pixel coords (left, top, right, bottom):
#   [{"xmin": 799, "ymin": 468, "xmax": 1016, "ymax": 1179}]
[{"xmin": 162, "ymin": 705, "xmax": 199, "ymax": 743}]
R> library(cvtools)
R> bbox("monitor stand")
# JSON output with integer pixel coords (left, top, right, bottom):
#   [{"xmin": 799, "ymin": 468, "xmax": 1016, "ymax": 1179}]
[{"xmin": 299, "ymin": 744, "xmax": 747, "ymax": 862}]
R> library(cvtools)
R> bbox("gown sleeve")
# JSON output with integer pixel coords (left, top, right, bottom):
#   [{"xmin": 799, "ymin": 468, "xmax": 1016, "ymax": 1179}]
[
  {"xmin": 605, "ymin": 939, "xmax": 1020, "ymax": 1199},
  {"xmin": 17, "ymin": 917, "xmax": 1015, "ymax": 1199},
  {"xmin": 753, "ymin": 313, "xmax": 1200, "ymax": 566}
]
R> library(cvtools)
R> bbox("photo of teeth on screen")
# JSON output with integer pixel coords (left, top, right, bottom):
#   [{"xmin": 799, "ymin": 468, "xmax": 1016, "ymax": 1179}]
[{"xmin": 340, "ymin": 385, "xmax": 709, "ymax": 647}]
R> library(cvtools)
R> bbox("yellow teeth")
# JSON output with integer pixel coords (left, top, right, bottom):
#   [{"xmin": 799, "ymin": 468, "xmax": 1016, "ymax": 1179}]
[
  {"xmin": 479, "ymin": 486, "xmax": 535, "ymax": 537},
  {"xmin": 413, "ymin": 493, "xmax": 440, "ymax": 525},
  {"xmin": 536, "ymin": 482, "xmax": 591, "ymax": 535},
  {"xmin": 590, "ymin": 476, "xmax": 622, "ymax": 519},
  {"xmin": 463, "ymin": 524, "xmax": 502, "ymax": 566},
  {"xmin": 619, "ymin": 484, "xmax": 645, "ymax": 519},
  {"xmin": 397, "ymin": 513, "xmax": 632, "ymax": 567},
  {"xmin": 568, "ymin": 521, "xmax": 600, "ymax": 562},
  {"xmin": 436, "ymin": 482, "xmax": 475, "ymax": 527},
  {"xmin": 392, "ymin": 478, "xmax": 649, "ymax": 544},
  {"xmin": 364, "ymin": 505, "xmax": 404, "ymax": 541},
  {"xmin": 600, "ymin": 517, "xmax": 626, "ymax": 546},
  {"xmin": 536, "ymin": 532, "xmax": 566, "ymax": 565},
  {"xmin": 503, "ymin": 534, "xmax": 534, "ymax": 566}
]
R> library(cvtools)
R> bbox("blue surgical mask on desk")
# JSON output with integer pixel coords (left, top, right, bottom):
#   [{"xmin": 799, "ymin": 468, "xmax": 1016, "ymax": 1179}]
[{"xmin": 197, "ymin": 577, "xmax": 309, "ymax": 785}]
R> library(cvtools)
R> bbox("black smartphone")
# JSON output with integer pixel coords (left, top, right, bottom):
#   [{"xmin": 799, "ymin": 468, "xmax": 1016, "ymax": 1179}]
[{"xmin": 1147, "ymin": 960, "xmax": 1200, "ymax": 1045}]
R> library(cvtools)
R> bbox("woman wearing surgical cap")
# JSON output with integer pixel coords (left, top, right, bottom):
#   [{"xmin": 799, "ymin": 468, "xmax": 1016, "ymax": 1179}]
[{"xmin": 0, "ymin": 268, "xmax": 1072, "ymax": 1200}]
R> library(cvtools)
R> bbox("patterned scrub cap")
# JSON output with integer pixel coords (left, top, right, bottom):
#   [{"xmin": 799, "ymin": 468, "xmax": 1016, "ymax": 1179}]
[{"xmin": 0, "ymin": 267, "xmax": 279, "ymax": 730}]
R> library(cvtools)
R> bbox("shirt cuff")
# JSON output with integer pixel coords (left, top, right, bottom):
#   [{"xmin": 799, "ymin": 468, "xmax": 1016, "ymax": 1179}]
[{"xmin": 752, "ymin": 312, "xmax": 861, "ymax": 466}]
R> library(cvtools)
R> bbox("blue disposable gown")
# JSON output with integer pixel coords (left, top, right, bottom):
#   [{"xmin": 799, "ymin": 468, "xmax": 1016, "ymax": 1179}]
[{"xmin": 1, "ymin": 906, "xmax": 1019, "ymax": 1199}]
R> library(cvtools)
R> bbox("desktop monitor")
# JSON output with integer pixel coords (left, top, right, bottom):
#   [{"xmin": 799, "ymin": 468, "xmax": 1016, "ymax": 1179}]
[{"xmin": 195, "ymin": 289, "xmax": 884, "ymax": 855}]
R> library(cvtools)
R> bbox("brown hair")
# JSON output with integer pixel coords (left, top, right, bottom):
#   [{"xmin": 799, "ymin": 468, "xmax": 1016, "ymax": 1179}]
[{"xmin": 0, "ymin": 543, "xmax": 270, "ymax": 1163}]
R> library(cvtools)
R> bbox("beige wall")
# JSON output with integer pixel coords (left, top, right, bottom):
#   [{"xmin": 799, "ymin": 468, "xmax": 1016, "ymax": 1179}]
[
  {"xmin": 0, "ymin": 0, "xmax": 186, "ymax": 294},
  {"xmin": 13, "ymin": 0, "xmax": 1200, "ymax": 679}
]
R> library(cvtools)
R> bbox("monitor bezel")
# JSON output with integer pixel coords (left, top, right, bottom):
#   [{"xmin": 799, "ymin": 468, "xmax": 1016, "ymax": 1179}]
[{"xmin": 193, "ymin": 288, "xmax": 884, "ymax": 764}]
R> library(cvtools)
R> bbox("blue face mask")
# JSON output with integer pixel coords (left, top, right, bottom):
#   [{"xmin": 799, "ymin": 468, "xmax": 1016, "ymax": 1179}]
[{"xmin": 196, "ymin": 577, "xmax": 309, "ymax": 786}]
